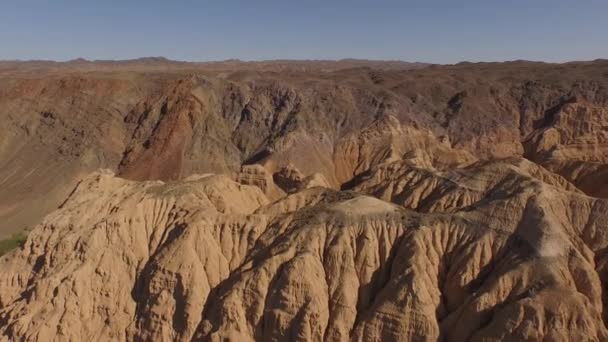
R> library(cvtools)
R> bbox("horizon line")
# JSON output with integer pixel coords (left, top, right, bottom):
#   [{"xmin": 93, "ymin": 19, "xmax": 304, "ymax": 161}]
[{"xmin": 2, "ymin": 56, "xmax": 608, "ymax": 66}]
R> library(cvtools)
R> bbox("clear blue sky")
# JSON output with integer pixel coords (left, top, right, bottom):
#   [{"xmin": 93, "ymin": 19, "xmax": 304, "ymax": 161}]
[{"xmin": 1, "ymin": 0, "xmax": 607, "ymax": 63}]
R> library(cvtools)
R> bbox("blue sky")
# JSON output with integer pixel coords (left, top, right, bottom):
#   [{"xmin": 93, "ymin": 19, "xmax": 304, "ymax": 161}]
[{"xmin": 1, "ymin": 0, "xmax": 607, "ymax": 63}]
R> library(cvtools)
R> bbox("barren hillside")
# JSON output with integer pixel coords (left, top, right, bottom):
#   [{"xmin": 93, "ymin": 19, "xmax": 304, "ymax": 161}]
[{"xmin": 0, "ymin": 59, "xmax": 607, "ymax": 340}]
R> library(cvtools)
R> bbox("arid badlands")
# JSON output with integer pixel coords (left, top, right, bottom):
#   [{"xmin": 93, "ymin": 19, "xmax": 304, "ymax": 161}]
[{"xmin": 1, "ymin": 58, "xmax": 608, "ymax": 341}]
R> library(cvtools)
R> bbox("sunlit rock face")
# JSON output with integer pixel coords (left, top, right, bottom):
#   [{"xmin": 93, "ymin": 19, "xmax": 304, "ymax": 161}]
[{"xmin": 1, "ymin": 59, "xmax": 608, "ymax": 341}]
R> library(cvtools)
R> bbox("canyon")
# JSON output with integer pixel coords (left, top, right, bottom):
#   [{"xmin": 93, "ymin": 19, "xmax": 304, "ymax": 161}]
[{"xmin": 0, "ymin": 59, "xmax": 607, "ymax": 340}]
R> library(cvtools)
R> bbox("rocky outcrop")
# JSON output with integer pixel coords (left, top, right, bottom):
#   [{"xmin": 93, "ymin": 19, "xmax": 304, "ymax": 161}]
[
  {"xmin": 524, "ymin": 99, "xmax": 608, "ymax": 197},
  {"xmin": 235, "ymin": 164, "xmax": 286, "ymax": 200},
  {"xmin": 0, "ymin": 171, "xmax": 268, "ymax": 341},
  {"xmin": 344, "ymin": 157, "xmax": 581, "ymax": 212},
  {"xmin": 272, "ymin": 164, "xmax": 305, "ymax": 193},
  {"xmin": 1, "ymin": 158, "xmax": 608, "ymax": 341}
]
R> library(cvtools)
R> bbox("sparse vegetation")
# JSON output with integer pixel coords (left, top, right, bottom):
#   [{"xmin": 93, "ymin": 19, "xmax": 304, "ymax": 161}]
[{"xmin": 0, "ymin": 232, "xmax": 27, "ymax": 257}]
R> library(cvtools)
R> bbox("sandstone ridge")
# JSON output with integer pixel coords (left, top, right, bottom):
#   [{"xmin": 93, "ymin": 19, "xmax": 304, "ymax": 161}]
[{"xmin": 1, "ymin": 156, "xmax": 608, "ymax": 340}]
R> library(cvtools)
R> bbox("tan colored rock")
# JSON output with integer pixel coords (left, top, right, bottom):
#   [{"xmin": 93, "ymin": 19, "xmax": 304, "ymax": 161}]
[
  {"xmin": 0, "ymin": 171, "xmax": 268, "ymax": 341},
  {"xmin": 333, "ymin": 115, "xmax": 477, "ymax": 186},
  {"xmin": 235, "ymin": 164, "xmax": 286, "ymax": 201},
  {"xmin": 525, "ymin": 100, "xmax": 608, "ymax": 197},
  {"xmin": 272, "ymin": 163, "xmax": 305, "ymax": 193},
  {"xmin": 299, "ymin": 172, "xmax": 331, "ymax": 190},
  {"xmin": 1, "ymin": 161, "xmax": 608, "ymax": 341}
]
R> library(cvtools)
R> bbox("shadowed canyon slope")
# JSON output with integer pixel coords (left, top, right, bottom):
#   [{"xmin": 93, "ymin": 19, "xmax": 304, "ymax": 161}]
[{"xmin": 1, "ymin": 59, "xmax": 608, "ymax": 341}]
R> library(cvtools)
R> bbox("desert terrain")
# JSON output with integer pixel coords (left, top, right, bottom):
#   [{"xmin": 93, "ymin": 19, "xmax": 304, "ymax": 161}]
[{"xmin": 0, "ymin": 58, "xmax": 607, "ymax": 340}]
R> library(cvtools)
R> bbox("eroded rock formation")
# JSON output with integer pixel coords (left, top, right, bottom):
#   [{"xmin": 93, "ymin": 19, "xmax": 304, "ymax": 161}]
[{"xmin": 1, "ymin": 60, "xmax": 608, "ymax": 341}]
